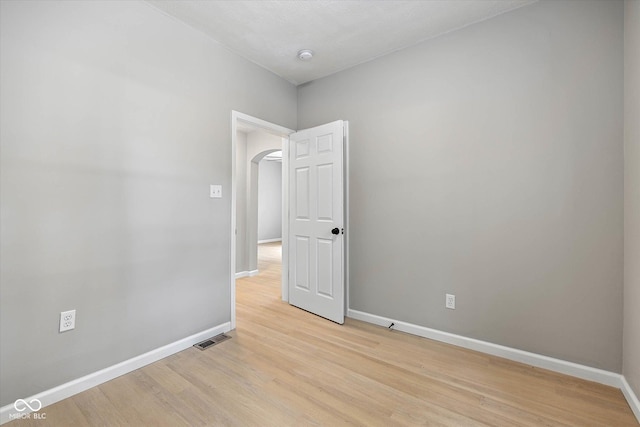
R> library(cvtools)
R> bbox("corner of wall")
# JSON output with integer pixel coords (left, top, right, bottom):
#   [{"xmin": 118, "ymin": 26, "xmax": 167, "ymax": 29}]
[{"xmin": 623, "ymin": 0, "xmax": 640, "ymax": 415}]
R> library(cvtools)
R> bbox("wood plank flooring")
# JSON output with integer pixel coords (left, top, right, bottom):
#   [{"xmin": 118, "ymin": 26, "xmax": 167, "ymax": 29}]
[{"xmin": 9, "ymin": 242, "xmax": 638, "ymax": 426}]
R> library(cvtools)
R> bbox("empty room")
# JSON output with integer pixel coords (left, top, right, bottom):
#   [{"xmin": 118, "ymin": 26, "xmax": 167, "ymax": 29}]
[{"xmin": 1, "ymin": 0, "xmax": 639, "ymax": 425}]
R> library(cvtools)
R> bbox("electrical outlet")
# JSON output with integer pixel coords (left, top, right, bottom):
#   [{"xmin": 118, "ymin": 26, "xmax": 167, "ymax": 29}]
[
  {"xmin": 445, "ymin": 294, "xmax": 456, "ymax": 310},
  {"xmin": 209, "ymin": 184, "xmax": 222, "ymax": 198},
  {"xmin": 59, "ymin": 310, "xmax": 76, "ymax": 332}
]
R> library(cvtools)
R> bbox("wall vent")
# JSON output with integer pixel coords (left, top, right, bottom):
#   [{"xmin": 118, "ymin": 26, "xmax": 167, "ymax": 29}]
[{"xmin": 194, "ymin": 333, "xmax": 231, "ymax": 350}]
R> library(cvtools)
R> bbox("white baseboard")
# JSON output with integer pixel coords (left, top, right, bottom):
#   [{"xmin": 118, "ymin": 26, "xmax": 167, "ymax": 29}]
[
  {"xmin": 0, "ymin": 322, "xmax": 231, "ymax": 425},
  {"xmin": 258, "ymin": 238, "xmax": 282, "ymax": 244},
  {"xmin": 3, "ymin": 312, "xmax": 638, "ymax": 425},
  {"xmin": 621, "ymin": 376, "xmax": 640, "ymax": 422},
  {"xmin": 235, "ymin": 269, "xmax": 259, "ymax": 279},
  {"xmin": 348, "ymin": 309, "xmax": 640, "ymax": 423}
]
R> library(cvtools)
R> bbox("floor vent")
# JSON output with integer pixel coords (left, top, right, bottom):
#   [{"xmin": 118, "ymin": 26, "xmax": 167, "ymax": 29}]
[{"xmin": 194, "ymin": 333, "xmax": 231, "ymax": 350}]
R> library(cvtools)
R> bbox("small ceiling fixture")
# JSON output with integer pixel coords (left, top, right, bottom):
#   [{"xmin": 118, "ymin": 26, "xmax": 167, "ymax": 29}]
[{"xmin": 297, "ymin": 49, "xmax": 314, "ymax": 61}]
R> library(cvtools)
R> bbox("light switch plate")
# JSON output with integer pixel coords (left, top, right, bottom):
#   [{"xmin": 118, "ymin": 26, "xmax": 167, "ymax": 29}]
[{"xmin": 210, "ymin": 185, "xmax": 222, "ymax": 198}]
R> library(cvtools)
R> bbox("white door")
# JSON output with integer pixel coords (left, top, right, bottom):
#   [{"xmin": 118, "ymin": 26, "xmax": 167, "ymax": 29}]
[{"xmin": 288, "ymin": 120, "xmax": 345, "ymax": 324}]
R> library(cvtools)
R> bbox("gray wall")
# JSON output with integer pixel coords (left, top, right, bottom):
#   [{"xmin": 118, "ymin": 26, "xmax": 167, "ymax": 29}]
[
  {"xmin": 0, "ymin": 0, "xmax": 296, "ymax": 406},
  {"xmin": 298, "ymin": 0, "xmax": 624, "ymax": 371},
  {"xmin": 258, "ymin": 159, "xmax": 283, "ymax": 242},
  {"xmin": 624, "ymin": 0, "xmax": 640, "ymax": 398}
]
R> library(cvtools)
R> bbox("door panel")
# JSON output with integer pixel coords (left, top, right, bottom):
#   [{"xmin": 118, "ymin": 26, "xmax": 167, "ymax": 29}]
[
  {"xmin": 295, "ymin": 168, "xmax": 310, "ymax": 219},
  {"xmin": 294, "ymin": 236, "xmax": 310, "ymax": 290},
  {"xmin": 288, "ymin": 120, "xmax": 345, "ymax": 324},
  {"xmin": 317, "ymin": 238, "xmax": 334, "ymax": 297},
  {"xmin": 317, "ymin": 164, "xmax": 334, "ymax": 221}
]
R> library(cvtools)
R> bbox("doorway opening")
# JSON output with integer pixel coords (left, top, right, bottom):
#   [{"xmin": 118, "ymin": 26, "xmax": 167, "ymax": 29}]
[
  {"xmin": 231, "ymin": 112, "xmax": 350, "ymax": 328},
  {"xmin": 230, "ymin": 111, "xmax": 293, "ymax": 329}
]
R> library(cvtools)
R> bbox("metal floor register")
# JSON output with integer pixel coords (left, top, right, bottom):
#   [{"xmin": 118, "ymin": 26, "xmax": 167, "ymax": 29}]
[{"xmin": 193, "ymin": 333, "xmax": 231, "ymax": 350}]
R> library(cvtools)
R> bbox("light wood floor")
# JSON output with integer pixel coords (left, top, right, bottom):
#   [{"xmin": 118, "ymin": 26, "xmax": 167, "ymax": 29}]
[{"xmin": 10, "ymin": 242, "xmax": 638, "ymax": 426}]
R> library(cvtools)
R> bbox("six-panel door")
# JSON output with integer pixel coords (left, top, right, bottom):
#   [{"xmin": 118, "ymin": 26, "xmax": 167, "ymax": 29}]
[{"xmin": 288, "ymin": 121, "xmax": 344, "ymax": 324}]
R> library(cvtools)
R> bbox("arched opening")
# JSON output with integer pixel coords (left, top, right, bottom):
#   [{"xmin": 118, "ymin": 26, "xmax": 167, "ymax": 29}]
[
  {"xmin": 235, "ymin": 128, "xmax": 284, "ymax": 275},
  {"xmin": 244, "ymin": 147, "xmax": 282, "ymax": 275}
]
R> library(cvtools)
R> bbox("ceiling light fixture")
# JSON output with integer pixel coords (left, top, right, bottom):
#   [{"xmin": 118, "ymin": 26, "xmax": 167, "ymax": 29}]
[{"xmin": 297, "ymin": 49, "xmax": 314, "ymax": 61}]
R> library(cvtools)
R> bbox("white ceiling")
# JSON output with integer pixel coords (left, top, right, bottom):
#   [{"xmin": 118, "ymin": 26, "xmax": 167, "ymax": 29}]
[{"xmin": 146, "ymin": 0, "xmax": 536, "ymax": 86}]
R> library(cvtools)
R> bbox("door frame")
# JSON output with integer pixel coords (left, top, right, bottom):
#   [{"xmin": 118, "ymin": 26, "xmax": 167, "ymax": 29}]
[
  {"xmin": 231, "ymin": 111, "xmax": 294, "ymax": 329},
  {"xmin": 230, "ymin": 111, "xmax": 349, "ymax": 329}
]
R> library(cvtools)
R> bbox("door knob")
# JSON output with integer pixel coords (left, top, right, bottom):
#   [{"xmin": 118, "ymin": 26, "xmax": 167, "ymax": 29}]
[{"xmin": 331, "ymin": 227, "xmax": 340, "ymax": 235}]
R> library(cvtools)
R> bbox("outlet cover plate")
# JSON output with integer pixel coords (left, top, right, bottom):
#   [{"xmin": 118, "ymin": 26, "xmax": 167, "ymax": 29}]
[
  {"xmin": 445, "ymin": 294, "xmax": 456, "ymax": 310},
  {"xmin": 60, "ymin": 310, "xmax": 76, "ymax": 332},
  {"xmin": 210, "ymin": 185, "xmax": 222, "ymax": 198}
]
